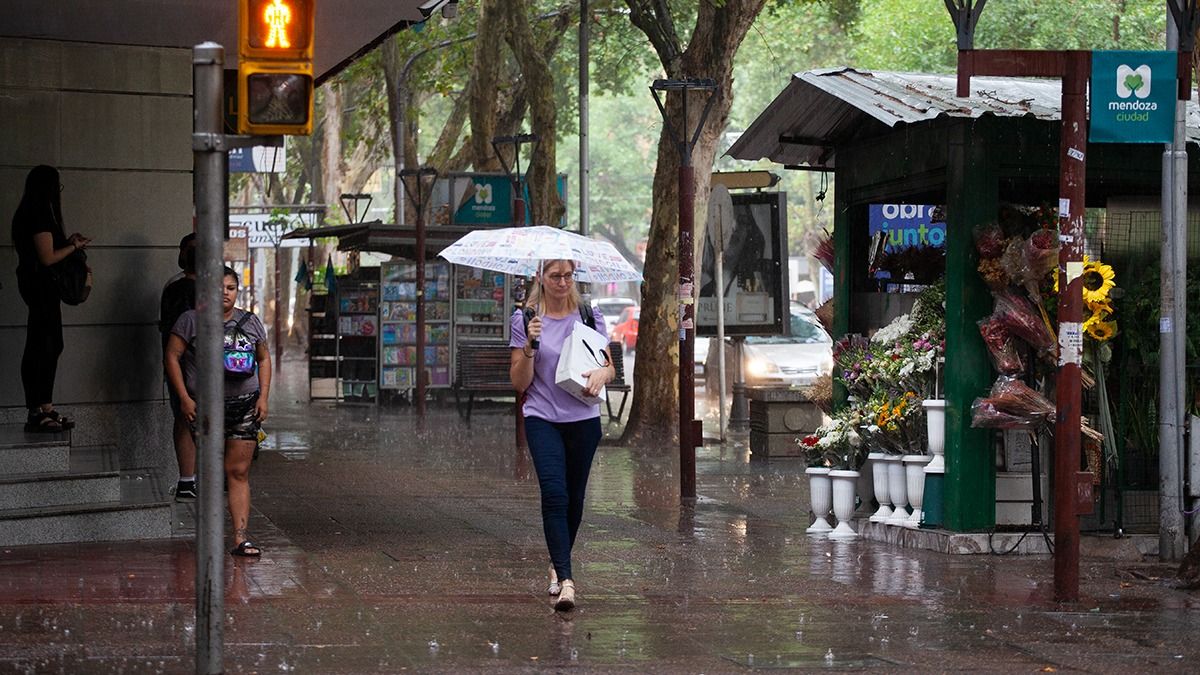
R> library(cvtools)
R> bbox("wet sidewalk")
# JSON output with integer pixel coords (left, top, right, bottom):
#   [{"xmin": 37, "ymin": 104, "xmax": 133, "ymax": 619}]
[{"xmin": 1, "ymin": 365, "xmax": 1198, "ymax": 672}]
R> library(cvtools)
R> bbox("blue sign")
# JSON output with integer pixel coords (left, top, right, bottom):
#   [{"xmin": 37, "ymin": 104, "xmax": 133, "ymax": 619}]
[
  {"xmin": 1090, "ymin": 50, "xmax": 1177, "ymax": 144},
  {"xmin": 868, "ymin": 204, "xmax": 945, "ymax": 251}
]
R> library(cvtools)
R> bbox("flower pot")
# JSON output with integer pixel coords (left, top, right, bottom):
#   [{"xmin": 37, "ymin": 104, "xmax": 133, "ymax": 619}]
[
  {"xmin": 885, "ymin": 457, "xmax": 910, "ymax": 526},
  {"xmin": 902, "ymin": 455, "xmax": 932, "ymax": 529},
  {"xmin": 867, "ymin": 452, "xmax": 893, "ymax": 523},
  {"xmin": 805, "ymin": 467, "xmax": 833, "ymax": 535},
  {"xmin": 828, "ymin": 470, "xmax": 860, "ymax": 540},
  {"xmin": 923, "ymin": 399, "xmax": 946, "ymax": 474}
]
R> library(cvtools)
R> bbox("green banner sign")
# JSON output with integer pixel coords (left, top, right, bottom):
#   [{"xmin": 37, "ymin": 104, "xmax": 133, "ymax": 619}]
[{"xmin": 1090, "ymin": 50, "xmax": 1176, "ymax": 144}]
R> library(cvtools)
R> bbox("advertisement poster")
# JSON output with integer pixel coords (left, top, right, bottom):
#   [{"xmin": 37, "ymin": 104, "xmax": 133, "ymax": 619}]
[
  {"xmin": 696, "ymin": 192, "xmax": 788, "ymax": 337},
  {"xmin": 867, "ymin": 204, "xmax": 945, "ymax": 252},
  {"xmin": 431, "ymin": 173, "xmax": 568, "ymax": 227}
]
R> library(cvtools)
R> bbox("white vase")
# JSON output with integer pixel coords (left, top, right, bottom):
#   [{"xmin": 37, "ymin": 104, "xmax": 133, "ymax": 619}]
[
  {"xmin": 923, "ymin": 399, "xmax": 946, "ymax": 474},
  {"xmin": 805, "ymin": 467, "xmax": 833, "ymax": 535},
  {"xmin": 828, "ymin": 470, "xmax": 860, "ymax": 540},
  {"xmin": 867, "ymin": 452, "xmax": 893, "ymax": 523},
  {"xmin": 885, "ymin": 457, "xmax": 910, "ymax": 526},
  {"xmin": 902, "ymin": 455, "xmax": 932, "ymax": 529}
]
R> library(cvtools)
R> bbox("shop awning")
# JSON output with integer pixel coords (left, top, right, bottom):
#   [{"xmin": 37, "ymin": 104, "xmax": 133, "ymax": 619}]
[
  {"xmin": 282, "ymin": 221, "xmax": 480, "ymax": 261},
  {"xmin": 2, "ymin": 0, "xmax": 428, "ymax": 85},
  {"xmin": 727, "ymin": 67, "xmax": 1200, "ymax": 170}
]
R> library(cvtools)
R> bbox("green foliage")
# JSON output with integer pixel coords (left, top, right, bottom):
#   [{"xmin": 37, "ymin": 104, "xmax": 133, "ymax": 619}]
[{"xmin": 851, "ymin": 0, "xmax": 1166, "ymax": 74}]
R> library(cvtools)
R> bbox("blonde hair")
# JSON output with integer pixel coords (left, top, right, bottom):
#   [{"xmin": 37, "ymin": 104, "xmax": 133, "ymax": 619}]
[{"xmin": 525, "ymin": 259, "xmax": 581, "ymax": 315}]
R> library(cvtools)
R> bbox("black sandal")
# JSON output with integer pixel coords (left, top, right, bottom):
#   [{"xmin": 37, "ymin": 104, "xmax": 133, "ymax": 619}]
[
  {"xmin": 45, "ymin": 410, "xmax": 75, "ymax": 430},
  {"xmin": 24, "ymin": 411, "xmax": 65, "ymax": 434},
  {"xmin": 230, "ymin": 541, "xmax": 263, "ymax": 557}
]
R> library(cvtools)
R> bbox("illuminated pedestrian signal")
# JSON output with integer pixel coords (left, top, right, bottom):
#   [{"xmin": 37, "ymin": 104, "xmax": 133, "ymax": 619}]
[{"xmin": 238, "ymin": 0, "xmax": 314, "ymax": 135}]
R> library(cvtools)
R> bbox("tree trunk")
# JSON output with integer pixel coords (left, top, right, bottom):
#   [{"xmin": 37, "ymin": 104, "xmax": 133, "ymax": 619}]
[
  {"xmin": 502, "ymin": 0, "xmax": 563, "ymax": 226},
  {"xmin": 620, "ymin": 0, "xmax": 767, "ymax": 445},
  {"xmin": 318, "ymin": 83, "xmax": 345, "ymax": 218},
  {"xmin": 468, "ymin": 0, "xmax": 507, "ymax": 172}
]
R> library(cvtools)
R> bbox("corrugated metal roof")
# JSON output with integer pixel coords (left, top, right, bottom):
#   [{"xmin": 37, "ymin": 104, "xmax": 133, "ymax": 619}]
[{"xmin": 727, "ymin": 67, "xmax": 1200, "ymax": 168}]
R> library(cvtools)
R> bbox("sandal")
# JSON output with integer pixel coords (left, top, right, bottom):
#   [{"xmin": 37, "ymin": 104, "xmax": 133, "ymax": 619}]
[
  {"xmin": 230, "ymin": 541, "xmax": 263, "ymax": 557},
  {"xmin": 24, "ymin": 411, "xmax": 65, "ymax": 434},
  {"xmin": 45, "ymin": 410, "xmax": 75, "ymax": 430}
]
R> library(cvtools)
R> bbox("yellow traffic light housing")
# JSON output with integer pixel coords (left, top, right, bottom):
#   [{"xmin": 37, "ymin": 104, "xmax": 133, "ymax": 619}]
[{"xmin": 238, "ymin": 0, "xmax": 314, "ymax": 135}]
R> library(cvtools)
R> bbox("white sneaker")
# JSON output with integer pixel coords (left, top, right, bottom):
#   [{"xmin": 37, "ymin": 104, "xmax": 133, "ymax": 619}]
[
  {"xmin": 547, "ymin": 565, "xmax": 561, "ymax": 596},
  {"xmin": 554, "ymin": 579, "xmax": 575, "ymax": 611}
]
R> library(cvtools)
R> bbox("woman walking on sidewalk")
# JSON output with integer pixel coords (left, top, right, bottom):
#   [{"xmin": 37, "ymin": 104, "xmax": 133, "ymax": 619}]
[
  {"xmin": 510, "ymin": 259, "xmax": 614, "ymax": 611},
  {"xmin": 164, "ymin": 266, "xmax": 271, "ymax": 557}
]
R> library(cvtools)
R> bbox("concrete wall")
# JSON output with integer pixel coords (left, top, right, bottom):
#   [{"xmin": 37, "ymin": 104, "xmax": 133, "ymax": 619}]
[{"xmin": 0, "ymin": 38, "xmax": 192, "ymax": 470}]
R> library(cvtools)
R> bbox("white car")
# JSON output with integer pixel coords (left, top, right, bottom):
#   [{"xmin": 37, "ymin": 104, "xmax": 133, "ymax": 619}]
[
  {"xmin": 705, "ymin": 308, "xmax": 833, "ymax": 394},
  {"xmin": 591, "ymin": 297, "xmax": 636, "ymax": 336}
]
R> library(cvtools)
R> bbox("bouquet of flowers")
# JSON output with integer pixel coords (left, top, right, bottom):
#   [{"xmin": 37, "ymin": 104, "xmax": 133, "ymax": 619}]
[
  {"xmin": 1022, "ymin": 228, "xmax": 1059, "ymax": 295},
  {"xmin": 978, "ymin": 316, "xmax": 1024, "ymax": 374},
  {"xmin": 859, "ymin": 390, "xmax": 925, "ymax": 456},
  {"xmin": 802, "ymin": 411, "xmax": 863, "ymax": 469},
  {"xmin": 971, "ymin": 376, "xmax": 1055, "ymax": 430},
  {"xmin": 990, "ymin": 291, "xmax": 1055, "ymax": 352},
  {"xmin": 812, "ymin": 229, "xmax": 834, "ymax": 274},
  {"xmin": 834, "ymin": 334, "xmax": 877, "ymax": 399},
  {"xmin": 974, "ymin": 223, "xmax": 1008, "ymax": 259}
]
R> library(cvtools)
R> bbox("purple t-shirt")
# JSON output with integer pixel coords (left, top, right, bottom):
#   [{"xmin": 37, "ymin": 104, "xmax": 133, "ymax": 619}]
[{"xmin": 510, "ymin": 306, "xmax": 608, "ymax": 423}]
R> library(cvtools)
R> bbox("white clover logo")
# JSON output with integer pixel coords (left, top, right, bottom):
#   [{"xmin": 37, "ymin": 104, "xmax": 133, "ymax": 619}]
[{"xmin": 1116, "ymin": 64, "xmax": 1152, "ymax": 99}]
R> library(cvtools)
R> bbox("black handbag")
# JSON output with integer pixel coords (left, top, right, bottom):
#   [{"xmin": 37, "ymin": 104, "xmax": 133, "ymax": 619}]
[{"xmin": 49, "ymin": 249, "xmax": 92, "ymax": 305}]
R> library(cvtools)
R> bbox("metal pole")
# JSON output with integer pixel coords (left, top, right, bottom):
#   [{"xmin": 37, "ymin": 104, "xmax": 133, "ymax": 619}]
[
  {"xmin": 1161, "ymin": 11, "xmax": 1189, "ymax": 560},
  {"xmin": 1053, "ymin": 51, "xmax": 1088, "ymax": 603},
  {"xmin": 515, "ymin": 174, "xmax": 528, "ymax": 449},
  {"xmin": 274, "ymin": 244, "xmax": 282, "ymax": 372},
  {"xmin": 192, "ymin": 41, "xmax": 226, "ymax": 675},
  {"xmin": 715, "ymin": 248, "xmax": 727, "ymax": 441},
  {"xmin": 415, "ymin": 190, "xmax": 427, "ymax": 419},
  {"xmin": 679, "ymin": 156, "xmax": 697, "ymax": 501},
  {"xmin": 579, "ymin": 0, "xmax": 589, "ymax": 236}
]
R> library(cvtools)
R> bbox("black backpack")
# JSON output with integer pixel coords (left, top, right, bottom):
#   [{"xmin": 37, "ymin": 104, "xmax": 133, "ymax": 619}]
[{"xmin": 49, "ymin": 249, "xmax": 92, "ymax": 306}]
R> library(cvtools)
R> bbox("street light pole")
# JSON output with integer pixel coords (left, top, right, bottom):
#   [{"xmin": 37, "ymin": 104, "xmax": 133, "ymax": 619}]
[
  {"xmin": 192, "ymin": 42, "xmax": 227, "ymax": 675},
  {"xmin": 400, "ymin": 167, "xmax": 439, "ymax": 420},
  {"xmin": 651, "ymin": 78, "xmax": 717, "ymax": 503}
]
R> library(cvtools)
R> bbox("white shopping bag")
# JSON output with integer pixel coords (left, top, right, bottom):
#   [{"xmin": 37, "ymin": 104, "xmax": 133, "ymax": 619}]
[{"xmin": 555, "ymin": 320, "xmax": 610, "ymax": 405}]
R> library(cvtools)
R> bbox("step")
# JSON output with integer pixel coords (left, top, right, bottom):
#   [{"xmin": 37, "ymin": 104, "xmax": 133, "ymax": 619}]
[
  {"xmin": 0, "ymin": 470, "xmax": 172, "ymax": 547},
  {"xmin": 0, "ymin": 446, "xmax": 121, "ymax": 510},
  {"xmin": 0, "ymin": 425, "xmax": 70, "ymax": 475}
]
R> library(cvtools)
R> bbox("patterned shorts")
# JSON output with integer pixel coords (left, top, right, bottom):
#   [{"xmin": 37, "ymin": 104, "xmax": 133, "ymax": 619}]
[{"xmin": 189, "ymin": 392, "xmax": 261, "ymax": 441}]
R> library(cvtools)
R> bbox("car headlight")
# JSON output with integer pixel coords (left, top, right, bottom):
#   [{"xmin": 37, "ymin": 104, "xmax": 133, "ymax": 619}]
[{"xmin": 746, "ymin": 357, "xmax": 780, "ymax": 377}]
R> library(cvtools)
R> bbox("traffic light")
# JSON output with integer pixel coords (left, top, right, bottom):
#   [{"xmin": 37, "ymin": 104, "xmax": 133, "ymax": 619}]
[{"xmin": 238, "ymin": 0, "xmax": 314, "ymax": 135}]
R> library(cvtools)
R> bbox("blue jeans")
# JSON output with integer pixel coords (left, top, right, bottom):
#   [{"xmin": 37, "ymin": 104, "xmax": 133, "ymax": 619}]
[{"xmin": 524, "ymin": 416, "xmax": 602, "ymax": 581}]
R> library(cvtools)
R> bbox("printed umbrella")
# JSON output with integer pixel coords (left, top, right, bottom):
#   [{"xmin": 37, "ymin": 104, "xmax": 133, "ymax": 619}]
[{"xmin": 437, "ymin": 225, "xmax": 642, "ymax": 283}]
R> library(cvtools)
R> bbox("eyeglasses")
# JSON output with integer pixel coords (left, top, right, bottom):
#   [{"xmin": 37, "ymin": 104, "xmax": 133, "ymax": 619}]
[{"xmin": 546, "ymin": 272, "xmax": 574, "ymax": 284}]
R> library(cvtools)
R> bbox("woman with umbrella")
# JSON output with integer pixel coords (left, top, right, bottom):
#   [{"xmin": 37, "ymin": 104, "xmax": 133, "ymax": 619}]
[{"xmin": 509, "ymin": 258, "xmax": 615, "ymax": 612}]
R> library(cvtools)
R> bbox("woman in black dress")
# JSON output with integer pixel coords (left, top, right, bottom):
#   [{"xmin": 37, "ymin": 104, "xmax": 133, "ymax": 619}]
[{"xmin": 11, "ymin": 165, "xmax": 90, "ymax": 432}]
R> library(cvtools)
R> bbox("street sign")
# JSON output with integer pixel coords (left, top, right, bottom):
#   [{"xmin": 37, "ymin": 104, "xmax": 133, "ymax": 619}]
[
  {"xmin": 229, "ymin": 213, "xmax": 310, "ymax": 248},
  {"xmin": 229, "ymin": 145, "xmax": 287, "ymax": 173},
  {"xmin": 1090, "ymin": 50, "xmax": 1176, "ymax": 144}
]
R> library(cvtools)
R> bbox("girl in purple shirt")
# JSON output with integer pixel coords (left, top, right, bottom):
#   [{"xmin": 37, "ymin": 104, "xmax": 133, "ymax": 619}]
[{"xmin": 510, "ymin": 259, "xmax": 614, "ymax": 612}]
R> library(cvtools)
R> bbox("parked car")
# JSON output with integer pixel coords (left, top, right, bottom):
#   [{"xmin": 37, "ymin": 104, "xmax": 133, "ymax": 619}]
[
  {"xmin": 592, "ymin": 297, "xmax": 636, "ymax": 335},
  {"xmin": 611, "ymin": 306, "xmax": 640, "ymax": 353},
  {"xmin": 704, "ymin": 307, "xmax": 833, "ymax": 395}
]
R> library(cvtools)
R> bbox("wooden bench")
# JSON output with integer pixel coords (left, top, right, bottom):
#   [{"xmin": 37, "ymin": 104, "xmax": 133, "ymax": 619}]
[
  {"xmin": 605, "ymin": 341, "xmax": 631, "ymax": 421},
  {"xmin": 453, "ymin": 343, "xmax": 515, "ymax": 423}
]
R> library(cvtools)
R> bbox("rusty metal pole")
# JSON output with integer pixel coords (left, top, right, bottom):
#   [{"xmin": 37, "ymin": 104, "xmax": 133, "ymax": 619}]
[
  {"xmin": 1053, "ymin": 51, "xmax": 1089, "ymax": 603},
  {"xmin": 651, "ymin": 79, "xmax": 716, "ymax": 504},
  {"xmin": 400, "ymin": 168, "xmax": 438, "ymax": 422}
]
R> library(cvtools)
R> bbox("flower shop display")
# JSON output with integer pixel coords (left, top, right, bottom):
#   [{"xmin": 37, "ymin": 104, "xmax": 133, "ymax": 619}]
[
  {"xmin": 972, "ymin": 207, "xmax": 1121, "ymax": 481},
  {"xmin": 805, "ymin": 467, "xmax": 834, "ymax": 535},
  {"xmin": 828, "ymin": 470, "xmax": 861, "ymax": 539}
]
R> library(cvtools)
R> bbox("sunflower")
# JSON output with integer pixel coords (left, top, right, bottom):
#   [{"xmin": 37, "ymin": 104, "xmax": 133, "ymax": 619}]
[
  {"xmin": 1083, "ymin": 310, "xmax": 1111, "ymax": 334},
  {"xmin": 1087, "ymin": 299, "xmax": 1114, "ymax": 316},
  {"xmin": 1081, "ymin": 259, "xmax": 1116, "ymax": 304},
  {"xmin": 1086, "ymin": 319, "xmax": 1118, "ymax": 342}
]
